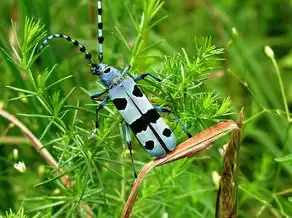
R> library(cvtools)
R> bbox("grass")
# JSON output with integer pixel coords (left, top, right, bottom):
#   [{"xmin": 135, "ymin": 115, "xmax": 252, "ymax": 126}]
[{"xmin": 0, "ymin": 0, "xmax": 292, "ymax": 217}]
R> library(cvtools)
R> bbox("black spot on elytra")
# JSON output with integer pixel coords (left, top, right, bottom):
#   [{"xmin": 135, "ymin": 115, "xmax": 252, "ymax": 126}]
[
  {"xmin": 130, "ymin": 117, "xmax": 147, "ymax": 134},
  {"xmin": 163, "ymin": 128, "xmax": 172, "ymax": 137},
  {"xmin": 145, "ymin": 109, "xmax": 160, "ymax": 123},
  {"xmin": 129, "ymin": 109, "xmax": 160, "ymax": 134},
  {"xmin": 145, "ymin": 140, "xmax": 154, "ymax": 150},
  {"xmin": 113, "ymin": 98, "xmax": 127, "ymax": 110},
  {"xmin": 132, "ymin": 85, "xmax": 143, "ymax": 97}
]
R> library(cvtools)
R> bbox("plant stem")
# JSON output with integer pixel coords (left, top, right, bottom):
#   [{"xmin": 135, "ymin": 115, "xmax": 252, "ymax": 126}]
[{"xmin": 270, "ymin": 57, "xmax": 290, "ymax": 122}]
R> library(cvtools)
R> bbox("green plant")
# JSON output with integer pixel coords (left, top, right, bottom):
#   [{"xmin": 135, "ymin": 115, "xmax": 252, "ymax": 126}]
[
  {"xmin": 1, "ymin": 4, "xmax": 230, "ymax": 217},
  {"xmin": 1, "ymin": 207, "xmax": 32, "ymax": 218},
  {"xmin": 1, "ymin": 0, "xmax": 292, "ymax": 217}
]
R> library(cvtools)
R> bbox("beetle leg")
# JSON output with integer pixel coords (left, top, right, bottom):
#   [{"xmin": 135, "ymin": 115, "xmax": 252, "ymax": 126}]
[
  {"xmin": 88, "ymin": 96, "xmax": 110, "ymax": 139},
  {"xmin": 90, "ymin": 89, "xmax": 108, "ymax": 100},
  {"xmin": 134, "ymin": 73, "xmax": 162, "ymax": 82},
  {"xmin": 154, "ymin": 106, "xmax": 192, "ymax": 138},
  {"xmin": 124, "ymin": 123, "xmax": 137, "ymax": 180}
]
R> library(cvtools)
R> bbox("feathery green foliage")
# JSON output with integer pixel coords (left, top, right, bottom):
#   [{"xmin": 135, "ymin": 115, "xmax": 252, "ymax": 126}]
[
  {"xmin": 1, "ymin": 208, "xmax": 29, "ymax": 218},
  {"xmin": 0, "ymin": 0, "xmax": 292, "ymax": 217}
]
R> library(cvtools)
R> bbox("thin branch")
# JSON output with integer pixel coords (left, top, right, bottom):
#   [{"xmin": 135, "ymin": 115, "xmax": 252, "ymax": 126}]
[
  {"xmin": 0, "ymin": 109, "xmax": 58, "ymax": 166},
  {"xmin": 0, "ymin": 136, "xmax": 30, "ymax": 144},
  {"xmin": 0, "ymin": 108, "xmax": 94, "ymax": 217}
]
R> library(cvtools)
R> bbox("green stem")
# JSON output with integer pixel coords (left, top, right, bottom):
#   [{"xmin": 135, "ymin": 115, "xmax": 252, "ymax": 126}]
[
  {"xmin": 271, "ymin": 57, "xmax": 290, "ymax": 122},
  {"xmin": 260, "ymin": 122, "xmax": 292, "ymax": 216},
  {"xmin": 243, "ymin": 109, "xmax": 268, "ymax": 125}
]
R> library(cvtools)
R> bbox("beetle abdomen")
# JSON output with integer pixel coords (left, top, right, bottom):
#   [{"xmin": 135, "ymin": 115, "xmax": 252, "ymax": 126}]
[{"xmin": 109, "ymin": 78, "xmax": 176, "ymax": 157}]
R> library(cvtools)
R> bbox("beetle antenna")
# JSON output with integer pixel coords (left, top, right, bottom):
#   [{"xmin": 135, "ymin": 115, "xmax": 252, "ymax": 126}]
[
  {"xmin": 38, "ymin": 33, "xmax": 98, "ymax": 69},
  {"xmin": 97, "ymin": 0, "xmax": 104, "ymax": 63}
]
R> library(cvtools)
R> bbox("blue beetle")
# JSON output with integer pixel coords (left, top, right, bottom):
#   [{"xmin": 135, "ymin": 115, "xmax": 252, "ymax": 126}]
[{"xmin": 38, "ymin": 0, "xmax": 191, "ymax": 177}]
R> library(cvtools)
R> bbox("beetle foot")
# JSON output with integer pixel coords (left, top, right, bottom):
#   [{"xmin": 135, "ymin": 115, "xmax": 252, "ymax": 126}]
[{"xmin": 88, "ymin": 129, "xmax": 97, "ymax": 139}]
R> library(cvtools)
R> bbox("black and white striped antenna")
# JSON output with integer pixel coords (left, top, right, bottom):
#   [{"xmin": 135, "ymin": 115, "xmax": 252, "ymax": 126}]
[
  {"xmin": 38, "ymin": 0, "xmax": 105, "ymax": 68},
  {"xmin": 97, "ymin": 0, "xmax": 104, "ymax": 63}
]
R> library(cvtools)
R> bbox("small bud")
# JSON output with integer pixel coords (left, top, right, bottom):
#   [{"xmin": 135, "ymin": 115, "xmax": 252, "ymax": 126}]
[
  {"xmin": 162, "ymin": 212, "xmax": 169, "ymax": 218},
  {"xmin": 38, "ymin": 164, "xmax": 45, "ymax": 175},
  {"xmin": 232, "ymin": 27, "xmax": 238, "ymax": 38},
  {"xmin": 19, "ymin": 93, "xmax": 28, "ymax": 103},
  {"xmin": 52, "ymin": 188, "xmax": 61, "ymax": 195},
  {"xmin": 265, "ymin": 46, "xmax": 274, "ymax": 58},
  {"xmin": 212, "ymin": 171, "xmax": 221, "ymax": 188},
  {"xmin": 13, "ymin": 148, "xmax": 18, "ymax": 160},
  {"xmin": 14, "ymin": 161, "xmax": 26, "ymax": 173}
]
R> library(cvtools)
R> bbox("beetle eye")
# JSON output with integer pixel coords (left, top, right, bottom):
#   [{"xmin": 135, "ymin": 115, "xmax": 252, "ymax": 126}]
[{"xmin": 104, "ymin": 68, "xmax": 111, "ymax": 73}]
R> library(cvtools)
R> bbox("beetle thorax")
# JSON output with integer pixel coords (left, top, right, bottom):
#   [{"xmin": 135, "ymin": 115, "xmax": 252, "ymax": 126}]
[
  {"xmin": 98, "ymin": 64, "xmax": 122, "ymax": 88},
  {"xmin": 93, "ymin": 63, "xmax": 122, "ymax": 88}
]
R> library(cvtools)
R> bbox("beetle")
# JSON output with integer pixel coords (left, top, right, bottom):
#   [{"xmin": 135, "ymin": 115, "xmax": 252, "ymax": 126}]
[{"xmin": 38, "ymin": 0, "xmax": 191, "ymax": 177}]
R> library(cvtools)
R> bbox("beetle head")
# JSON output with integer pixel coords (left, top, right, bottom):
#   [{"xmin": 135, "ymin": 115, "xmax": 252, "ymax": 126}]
[{"xmin": 91, "ymin": 63, "xmax": 122, "ymax": 87}]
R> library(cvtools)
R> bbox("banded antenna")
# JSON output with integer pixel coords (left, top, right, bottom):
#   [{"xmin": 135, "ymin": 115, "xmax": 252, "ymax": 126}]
[
  {"xmin": 97, "ymin": 0, "xmax": 104, "ymax": 63},
  {"xmin": 38, "ymin": 0, "xmax": 104, "ymax": 65},
  {"xmin": 38, "ymin": 33, "xmax": 98, "ymax": 70}
]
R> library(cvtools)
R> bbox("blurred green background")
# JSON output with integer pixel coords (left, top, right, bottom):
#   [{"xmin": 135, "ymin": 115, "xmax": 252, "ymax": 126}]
[{"xmin": 1, "ymin": 0, "xmax": 292, "ymax": 217}]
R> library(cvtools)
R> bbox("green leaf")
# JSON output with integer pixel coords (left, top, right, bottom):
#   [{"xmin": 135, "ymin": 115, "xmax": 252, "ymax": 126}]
[
  {"xmin": 45, "ymin": 75, "xmax": 73, "ymax": 90},
  {"xmin": 6, "ymin": 86, "xmax": 37, "ymax": 94},
  {"xmin": 26, "ymin": 201, "xmax": 66, "ymax": 212},
  {"xmin": 17, "ymin": 113, "xmax": 51, "ymax": 118},
  {"xmin": 275, "ymin": 153, "xmax": 292, "ymax": 163}
]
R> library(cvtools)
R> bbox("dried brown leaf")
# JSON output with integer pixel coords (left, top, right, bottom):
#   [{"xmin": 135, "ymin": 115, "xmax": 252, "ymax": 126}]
[
  {"xmin": 122, "ymin": 120, "xmax": 238, "ymax": 218},
  {"xmin": 216, "ymin": 109, "xmax": 243, "ymax": 218}
]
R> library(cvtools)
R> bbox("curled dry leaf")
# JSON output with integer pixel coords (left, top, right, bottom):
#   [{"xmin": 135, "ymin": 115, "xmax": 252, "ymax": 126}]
[
  {"xmin": 0, "ymin": 109, "xmax": 58, "ymax": 167},
  {"xmin": 216, "ymin": 109, "xmax": 243, "ymax": 218},
  {"xmin": 122, "ymin": 120, "xmax": 239, "ymax": 218}
]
